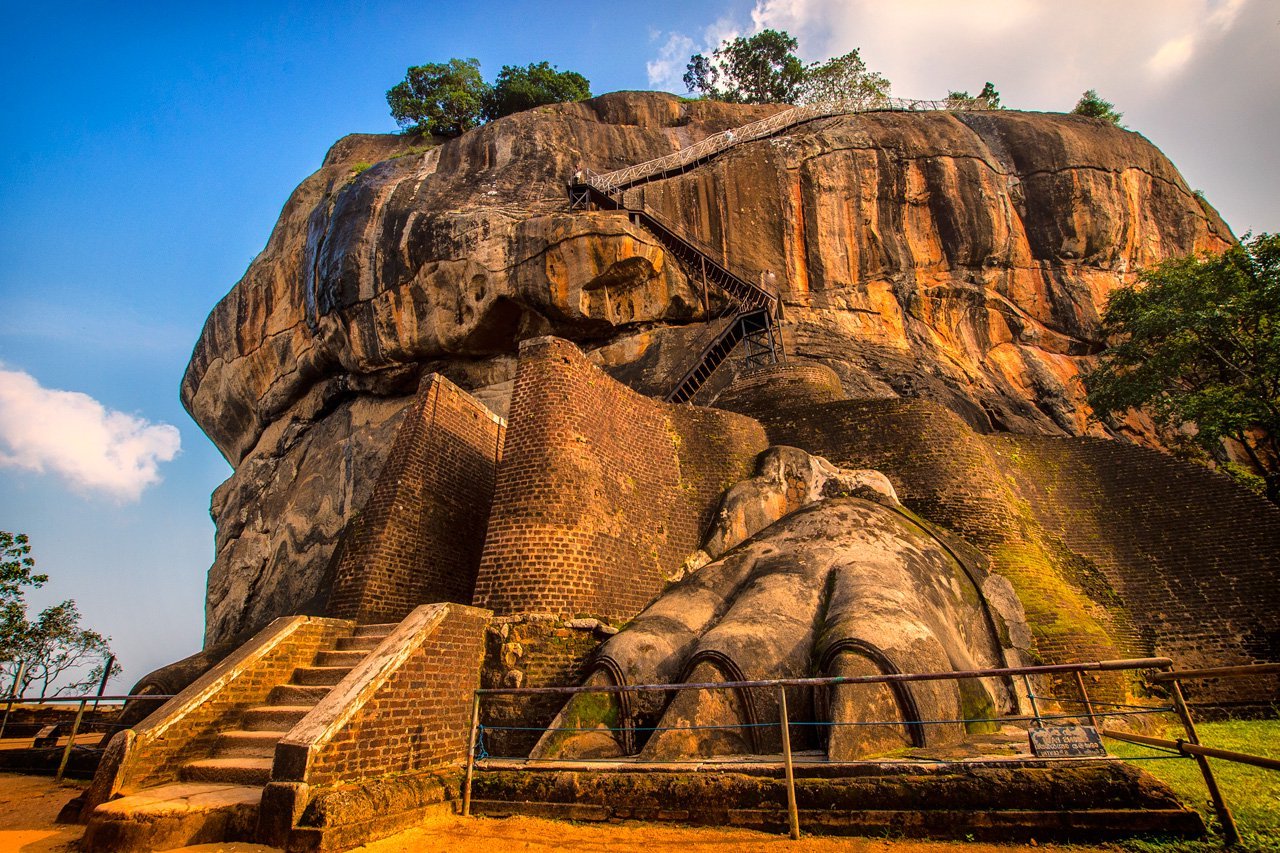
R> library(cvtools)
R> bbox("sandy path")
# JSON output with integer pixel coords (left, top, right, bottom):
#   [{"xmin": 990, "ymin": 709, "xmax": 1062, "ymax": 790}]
[{"xmin": 0, "ymin": 772, "xmax": 1087, "ymax": 853}]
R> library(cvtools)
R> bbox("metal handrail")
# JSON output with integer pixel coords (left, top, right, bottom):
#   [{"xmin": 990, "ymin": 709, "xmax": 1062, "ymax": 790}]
[{"xmin": 582, "ymin": 95, "xmax": 992, "ymax": 196}]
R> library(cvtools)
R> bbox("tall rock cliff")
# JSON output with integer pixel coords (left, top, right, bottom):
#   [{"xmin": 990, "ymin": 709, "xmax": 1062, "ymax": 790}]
[{"xmin": 183, "ymin": 91, "xmax": 1232, "ymax": 646}]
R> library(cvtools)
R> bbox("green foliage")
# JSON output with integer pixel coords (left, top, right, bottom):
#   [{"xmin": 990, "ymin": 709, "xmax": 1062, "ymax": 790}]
[
  {"xmin": 948, "ymin": 81, "xmax": 1003, "ymax": 109},
  {"xmin": 683, "ymin": 29, "xmax": 808, "ymax": 104},
  {"xmin": 1073, "ymin": 88, "xmax": 1124, "ymax": 125},
  {"xmin": 0, "ymin": 532, "xmax": 120, "ymax": 698},
  {"xmin": 1, "ymin": 530, "xmax": 46, "ymax": 662},
  {"xmin": 387, "ymin": 57, "xmax": 592, "ymax": 137},
  {"xmin": 483, "ymin": 61, "xmax": 590, "ymax": 121},
  {"xmin": 386, "ymin": 58, "xmax": 489, "ymax": 137},
  {"xmin": 1110, "ymin": 719, "xmax": 1280, "ymax": 850},
  {"xmin": 1083, "ymin": 233, "xmax": 1280, "ymax": 503},
  {"xmin": 798, "ymin": 49, "xmax": 891, "ymax": 105}
]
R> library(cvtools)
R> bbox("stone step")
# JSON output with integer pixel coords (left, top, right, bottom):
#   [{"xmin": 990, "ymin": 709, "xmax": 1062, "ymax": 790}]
[
  {"xmin": 213, "ymin": 729, "xmax": 287, "ymax": 759},
  {"xmin": 83, "ymin": 783, "xmax": 262, "ymax": 853},
  {"xmin": 352, "ymin": 622, "xmax": 397, "ymax": 638},
  {"xmin": 268, "ymin": 683, "xmax": 330, "ymax": 704},
  {"xmin": 314, "ymin": 649, "xmax": 368, "ymax": 668},
  {"xmin": 291, "ymin": 665, "xmax": 351, "ymax": 686},
  {"xmin": 335, "ymin": 635, "xmax": 384, "ymax": 651},
  {"xmin": 181, "ymin": 757, "xmax": 273, "ymax": 787},
  {"xmin": 241, "ymin": 705, "xmax": 313, "ymax": 731}
]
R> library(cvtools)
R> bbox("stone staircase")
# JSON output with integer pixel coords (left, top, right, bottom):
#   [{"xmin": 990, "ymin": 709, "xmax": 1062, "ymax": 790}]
[{"xmin": 85, "ymin": 622, "xmax": 396, "ymax": 851}]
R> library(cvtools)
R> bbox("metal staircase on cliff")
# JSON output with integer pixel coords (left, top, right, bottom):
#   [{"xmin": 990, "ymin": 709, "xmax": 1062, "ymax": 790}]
[
  {"xmin": 579, "ymin": 94, "xmax": 992, "ymax": 196},
  {"xmin": 568, "ymin": 95, "xmax": 991, "ymax": 402},
  {"xmin": 568, "ymin": 180, "xmax": 783, "ymax": 403}
]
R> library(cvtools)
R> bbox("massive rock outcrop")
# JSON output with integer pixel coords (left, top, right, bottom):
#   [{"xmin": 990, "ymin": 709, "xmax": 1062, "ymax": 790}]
[{"xmin": 184, "ymin": 91, "xmax": 1232, "ymax": 646}]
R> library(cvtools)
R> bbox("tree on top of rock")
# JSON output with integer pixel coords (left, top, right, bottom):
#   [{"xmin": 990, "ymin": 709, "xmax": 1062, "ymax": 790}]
[
  {"xmin": 948, "ymin": 82, "xmax": 1003, "ymax": 109},
  {"xmin": 1072, "ymin": 89, "xmax": 1123, "ymax": 125},
  {"xmin": 387, "ymin": 58, "xmax": 592, "ymax": 137},
  {"xmin": 798, "ymin": 49, "xmax": 891, "ymax": 105},
  {"xmin": 387, "ymin": 58, "xmax": 489, "ymax": 137},
  {"xmin": 483, "ymin": 62, "xmax": 591, "ymax": 121},
  {"xmin": 683, "ymin": 29, "xmax": 809, "ymax": 104},
  {"xmin": 1084, "ymin": 233, "xmax": 1280, "ymax": 503}
]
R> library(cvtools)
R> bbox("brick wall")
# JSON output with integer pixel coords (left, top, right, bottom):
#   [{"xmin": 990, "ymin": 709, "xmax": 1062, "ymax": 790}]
[
  {"xmin": 752, "ymin": 396, "xmax": 1280, "ymax": 704},
  {"xmin": 293, "ymin": 604, "xmax": 490, "ymax": 786},
  {"xmin": 472, "ymin": 336, "xmax": 768, "ymax": 620},
  {"xmin": 326, "ymin": 374, "xmax": 505, "ymax": 624},
  {"xmin": 713, "ymin": 361, "xmax": 845, "ymax": 420},
  {"xmin": 997, "ymin": 435, "xmax": 1280, "ymax": 704}
]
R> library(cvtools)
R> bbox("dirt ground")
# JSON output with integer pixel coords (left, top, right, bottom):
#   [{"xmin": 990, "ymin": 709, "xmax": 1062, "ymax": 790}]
[{"xmin": 0, "ymin": 771, "xmax": 1106, "ymax": 853}]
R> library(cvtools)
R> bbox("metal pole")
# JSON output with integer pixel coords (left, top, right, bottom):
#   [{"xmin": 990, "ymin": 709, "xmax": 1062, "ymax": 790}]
[
  {"xmin": 92, "ymin": 655, "xmax": 114, "ymax": 715},
  {"xmin": 1022, "ymin": 674, "xmax": 1042, "ymax": 728},
  {"xmin": 777, "ymin": 685, "xmax": 800, "ymax": 840},
  {"xmin": 462, "ymin": 692, "xmax": 481, "ymax": 817},
  {"xmin": 0, "ymin": 661, "xmax": 26, "ymax": 741},
  {"xmin": 56, "ymin": 698, "xmax": 88, "ymax": 782},
  {"xmin": 1073, "ymin": 670, "xmax": 1098, "ymax": 728},
  {"xmin": 1169, "ymin": 678, "xmax": 1239, "ymax": 846}
]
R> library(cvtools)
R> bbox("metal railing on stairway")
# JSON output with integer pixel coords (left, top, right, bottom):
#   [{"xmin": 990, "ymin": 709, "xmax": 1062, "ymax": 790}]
[
  {"xmin": 567, "ymin": 182, "xmax": 783, "ymax": 401},
  {"xmin": 579, "ymin": 94, "xmax": 993, "ymax": 196}
]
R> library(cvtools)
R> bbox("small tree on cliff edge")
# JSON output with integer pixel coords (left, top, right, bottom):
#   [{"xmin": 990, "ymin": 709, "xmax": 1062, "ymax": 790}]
[
  {"xmin": 1072, "ymin": 89, "xmax": 1123, "ymax": 125},
  {"xmin": 1083, "ymin": 233, "xmax": 1280, "ymax": 504}
]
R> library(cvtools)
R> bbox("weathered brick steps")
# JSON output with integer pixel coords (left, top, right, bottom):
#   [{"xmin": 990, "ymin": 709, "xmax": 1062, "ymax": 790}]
[
  {"xmin": 85, "ymin": 622, "xmax": 400, "ymax": 851},
  {"xmin": 174, "ymin": 623, "xmax": 398, "ymax": 789}
]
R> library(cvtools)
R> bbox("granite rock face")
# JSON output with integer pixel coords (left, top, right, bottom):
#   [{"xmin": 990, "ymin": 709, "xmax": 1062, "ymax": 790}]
[{"xmin": 184, "ymin": 91, "xmax": 1232, "ymax": 646}]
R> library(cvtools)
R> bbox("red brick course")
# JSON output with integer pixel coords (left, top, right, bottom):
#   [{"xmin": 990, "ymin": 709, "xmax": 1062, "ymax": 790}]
[
  {"xmin": 472, "ymin": 336, "xmax": 768, "ymax": 620},
  {"xmin": 295, "ymin": 605, "xmax": 490, "ymax": 786},
  {"xmin": 752, "ymin": 396, "xmax": 1279, "ymax": 705},
  {"xmin": 326, "ymin": 375, "xmax": 505, "ymax": 624}
]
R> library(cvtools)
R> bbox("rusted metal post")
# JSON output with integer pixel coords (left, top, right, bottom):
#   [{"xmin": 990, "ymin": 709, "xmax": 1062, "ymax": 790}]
[
  {"xmin": 1169, "ymin": 677, "xmax": 1239, "ymax": 846},
  {"xmin": 777, "ymin": 685, "xmax": 800, "ymax": 840},
  {"xmin": 0, "ymin": 661, "xmax": 26, "ymax": 741},
  {"xmin": 462, "ymin": 692, "xmax": 481, "ymax": 817},
  {"xmin": 91, "ymin": 655, "xmax": 114, "ymax": 715},
  {"xmin": 1022, "ymin": 674, "xmax": 1042, "ymax": 727},
  {"xmin": 56, "ymin": 698, "xmax": 88, "ymax": 782},
  {"xmin": 1073, "ymin": 669, "xmax": 1098, "ymax": 728}
]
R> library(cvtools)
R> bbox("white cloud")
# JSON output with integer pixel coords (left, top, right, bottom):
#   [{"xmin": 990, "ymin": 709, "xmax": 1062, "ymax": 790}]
[
  {"xmin": 0, "ymin": 366, "xmax": 180, "ymax": 502},
  {"xmin": 647, "ymin": 32, "xmax": 697, "ymax": 90}
]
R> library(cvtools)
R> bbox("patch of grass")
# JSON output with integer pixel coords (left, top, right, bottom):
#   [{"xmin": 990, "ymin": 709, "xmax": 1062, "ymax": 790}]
[{"xmin": 1110, "ymin": 719, "xmax": 1280, "ymax": 851}]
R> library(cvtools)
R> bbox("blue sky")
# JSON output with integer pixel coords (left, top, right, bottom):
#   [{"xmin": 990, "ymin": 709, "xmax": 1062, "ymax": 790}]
[{"xmin": 1, "ymin": 0, "xmax": 1276, "ymax": 691}]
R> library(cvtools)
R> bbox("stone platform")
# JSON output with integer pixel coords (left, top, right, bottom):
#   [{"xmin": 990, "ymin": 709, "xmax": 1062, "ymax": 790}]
[{"xmin": 470, "ymin": 755, "xmax": 1205, "ymax": 842}]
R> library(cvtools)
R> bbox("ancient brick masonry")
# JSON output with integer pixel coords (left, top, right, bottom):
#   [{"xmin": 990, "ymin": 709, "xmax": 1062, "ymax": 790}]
[
  {"xmin": 296, "ymin": 605, "xmax": 490, "ymax": 785},
  {"xmin": 997, "ymin": 434, "xmax": 1280, "ymax": 703},
  {"xmin": 326, "ymin": 374, "xmax": 506, "ymax": 624},
  {"xmin": 473, "ymin": 336, "xmax": 768, "ymax": 620},
  {"xmin": 743, "ymin": 391, "xmax": 1279, "ymax": 705}
]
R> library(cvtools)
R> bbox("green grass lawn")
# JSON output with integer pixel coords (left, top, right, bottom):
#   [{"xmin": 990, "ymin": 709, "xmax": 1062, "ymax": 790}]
[{"xmin": 1108, "ymin": 719, "xmax": 1280, "ymax": 852}]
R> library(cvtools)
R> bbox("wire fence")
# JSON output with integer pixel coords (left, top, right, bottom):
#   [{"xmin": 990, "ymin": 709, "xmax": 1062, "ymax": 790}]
[
  {"xmin": 463, "ymin": 658, "xmax": 1279, "ymax": 844},
  {"xmin": 0, "ymin": 691, "xmax": 173, "ymax": 780}
]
